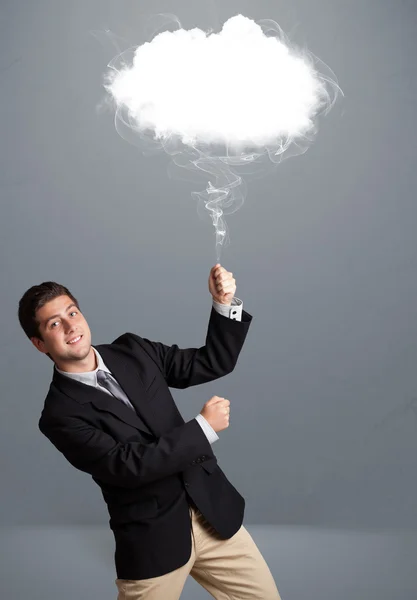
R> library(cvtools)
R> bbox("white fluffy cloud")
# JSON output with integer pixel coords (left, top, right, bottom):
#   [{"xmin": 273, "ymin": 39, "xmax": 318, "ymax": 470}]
[{"xmin": 105, "ymin": 14, "xmax": 331, "ymax": 150}]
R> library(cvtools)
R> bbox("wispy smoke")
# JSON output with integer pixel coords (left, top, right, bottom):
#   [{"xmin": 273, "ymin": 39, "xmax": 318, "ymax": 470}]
[{"xmin": 101, "ymin": 14, "xmax": 342, "ymax": 259}]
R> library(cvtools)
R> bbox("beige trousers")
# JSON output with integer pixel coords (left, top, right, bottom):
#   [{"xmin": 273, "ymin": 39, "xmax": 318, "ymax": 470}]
[{"xmin": 115, "ymin": 504, "xmax": 281, "ymax": 600}]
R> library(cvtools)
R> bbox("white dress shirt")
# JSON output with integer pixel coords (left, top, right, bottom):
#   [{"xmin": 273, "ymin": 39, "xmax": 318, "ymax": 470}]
[{"xmin": 56, "ymin": 297, "xmax": 243, "ymax": 445}]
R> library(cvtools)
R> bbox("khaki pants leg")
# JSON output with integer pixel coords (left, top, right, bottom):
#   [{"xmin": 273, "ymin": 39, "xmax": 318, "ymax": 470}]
[
  {"xmin": 190, "ymin": 508, "xmax": 281, "ymax": 600},
  {"xmin": 115, "ymin": 505, "xmax": 281, "ymax": 600}
]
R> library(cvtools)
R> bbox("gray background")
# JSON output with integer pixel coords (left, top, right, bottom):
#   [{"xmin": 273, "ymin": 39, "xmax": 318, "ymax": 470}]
[{"xmin": 1, "ymin": 1, "xmax": 417, "ymax": 598}]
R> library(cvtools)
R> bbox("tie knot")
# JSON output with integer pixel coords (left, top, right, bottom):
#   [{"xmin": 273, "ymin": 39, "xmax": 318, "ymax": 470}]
[{"xmin": 97, "ymin": 369, "xmax": 110, "ymax": 384}]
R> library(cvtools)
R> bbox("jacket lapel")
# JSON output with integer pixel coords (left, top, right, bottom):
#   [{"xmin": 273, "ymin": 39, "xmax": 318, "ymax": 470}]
[{"xmin": 52, "ymin": 343, "xmax": 160, "ymax": 436}]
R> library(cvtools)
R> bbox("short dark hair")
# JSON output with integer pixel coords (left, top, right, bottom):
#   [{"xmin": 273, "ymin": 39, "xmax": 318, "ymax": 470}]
[{"xmin": 18, "ymin": 282, "xmax": 80, "ymax": 341}]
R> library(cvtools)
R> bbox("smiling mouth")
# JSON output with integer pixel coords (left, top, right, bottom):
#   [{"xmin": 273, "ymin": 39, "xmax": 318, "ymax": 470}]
[{"xmin": 67, "ymin": 335, "xmax": 83, "ymax": 345}]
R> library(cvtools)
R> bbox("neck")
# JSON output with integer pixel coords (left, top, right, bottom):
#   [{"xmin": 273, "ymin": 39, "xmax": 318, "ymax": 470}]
[{"xmin": 55, "ymin": 346, "xmax": 97, "ymax": 373}]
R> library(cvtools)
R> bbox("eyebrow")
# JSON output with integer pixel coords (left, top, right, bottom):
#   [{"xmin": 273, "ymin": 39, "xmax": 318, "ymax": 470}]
[{"xmin": 44, "ymin": 303, "xmax": 78, "ymax": 328}]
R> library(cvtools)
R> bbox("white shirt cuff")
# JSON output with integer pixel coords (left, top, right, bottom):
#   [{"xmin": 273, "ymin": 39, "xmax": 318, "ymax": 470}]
[
  {"xmin": 212, "ymin": 297, "xmax": 243, "ymax": 321},
  {"xmin": 195, "ymin": 414, "xmax": 219, "ymax": 444}
]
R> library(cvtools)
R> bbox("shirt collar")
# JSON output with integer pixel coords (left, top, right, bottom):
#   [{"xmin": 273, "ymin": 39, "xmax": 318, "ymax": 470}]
[{"xmin": 54, "ymin": 347, "xmax": 111, "ymax": 386}]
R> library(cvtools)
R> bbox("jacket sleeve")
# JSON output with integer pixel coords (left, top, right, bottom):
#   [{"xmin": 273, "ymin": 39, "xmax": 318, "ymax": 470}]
[
  {"xmin": 114, "ymin": 306, "xmax": 253, "ymax": 389},
  {"xmin": 39, "ymin": 413, "xmax": 213, "ymax": 489}
]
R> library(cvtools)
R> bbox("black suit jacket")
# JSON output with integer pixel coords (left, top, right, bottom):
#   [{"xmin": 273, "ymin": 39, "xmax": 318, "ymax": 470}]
[{"xmin": 38, "ymin": 306, "xmax": 253, "ymax": 579}]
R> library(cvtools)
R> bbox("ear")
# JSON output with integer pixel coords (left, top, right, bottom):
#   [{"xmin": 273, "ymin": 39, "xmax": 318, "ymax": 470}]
[{"xmin": 30, "ymin": 336, "xmax": 47, "ymax": 354}]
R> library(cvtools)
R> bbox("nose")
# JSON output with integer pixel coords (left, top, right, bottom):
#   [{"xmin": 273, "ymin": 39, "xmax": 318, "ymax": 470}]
[{"xmin": 64, "ymin": 320, "xmax": 76, "ymax": 335}]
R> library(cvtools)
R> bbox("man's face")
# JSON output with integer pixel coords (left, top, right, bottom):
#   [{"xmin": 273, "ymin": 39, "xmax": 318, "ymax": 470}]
[{"xmin": 31, "ymin": 295, "xmax": 95, "ymax": 372}]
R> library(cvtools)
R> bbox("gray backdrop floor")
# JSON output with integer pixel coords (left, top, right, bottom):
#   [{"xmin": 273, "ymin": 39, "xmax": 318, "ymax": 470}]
[{"xmin": 1, "ymin": 525, "xmax": 416, "ymax": 599}]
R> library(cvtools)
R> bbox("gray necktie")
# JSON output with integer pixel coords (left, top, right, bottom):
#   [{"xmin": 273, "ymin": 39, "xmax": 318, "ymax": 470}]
[
  {"xmin": 96, "ymin": 370, "xmax": 133, "ymax": 409},
  {"xmin": 96, "ymin": 369, "xmax": 153, "ymax": 436}
]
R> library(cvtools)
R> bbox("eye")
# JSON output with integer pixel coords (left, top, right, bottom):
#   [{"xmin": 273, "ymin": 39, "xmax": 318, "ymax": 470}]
[{"xmin": 50, "ymin": 311, "xmax": 78, "ymax": 329}]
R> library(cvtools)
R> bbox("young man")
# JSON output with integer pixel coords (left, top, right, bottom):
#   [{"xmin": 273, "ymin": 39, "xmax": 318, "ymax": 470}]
[{"xmin": 18, "ymin": 264, "xmax": 280, "ymax": 599}]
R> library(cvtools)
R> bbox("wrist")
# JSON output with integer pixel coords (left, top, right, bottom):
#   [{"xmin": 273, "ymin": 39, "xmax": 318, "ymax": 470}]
[{"xmin": 212, "ymin": 297, "xmax": 232, "ymax": 306}]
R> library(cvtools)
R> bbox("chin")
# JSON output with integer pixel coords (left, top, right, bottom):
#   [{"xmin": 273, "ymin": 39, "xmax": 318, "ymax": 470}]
[{"xmin": 66, "ymin": 340, "xmax": 90, "ymax": 356}]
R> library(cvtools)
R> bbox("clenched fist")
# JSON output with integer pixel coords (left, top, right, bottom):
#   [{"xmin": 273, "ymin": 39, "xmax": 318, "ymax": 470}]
[
  {"xmin": 208, "ymin": 264, "xmax": 236, "ymax": 306},
  {"xmin": 200, "ymin": 396, "xmax": 231, "ymax": 432}
]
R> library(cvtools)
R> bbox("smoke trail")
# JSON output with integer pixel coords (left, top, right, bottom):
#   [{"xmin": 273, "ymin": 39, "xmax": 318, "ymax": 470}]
[{"xmin": 101, "ymin": 14, "xmax": 342, "ymax": 259}]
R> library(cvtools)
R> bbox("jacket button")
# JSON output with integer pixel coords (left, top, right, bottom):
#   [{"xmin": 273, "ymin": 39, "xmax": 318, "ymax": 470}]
[{"xmin": 184, "ymin": 482, "xmax": 189, "ymax": 487}]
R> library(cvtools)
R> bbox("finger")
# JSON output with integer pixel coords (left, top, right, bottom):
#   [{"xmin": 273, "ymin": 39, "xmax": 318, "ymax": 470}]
[
  {"xmin": 223, "ymin": 275, "xmax": 235, "ymax": 285},
  {"xmin": 220, "ymin": 283, "xmax": 235, "ymax": 293},
  {"xmin": 211, "ymin": 265, "xmax": 221, "ymax": 278},
  {"xmin": 209, "ymin": 396, "xmax": 224, "ymax": 404},
  {"xmin": 215, "ymin": 268, "xmax": 230, "ymax": 279},
  {"xmin": 217, "ymin": 290, "xmax": 234, "ymax": 299},
  {"xmin": 216, "ymin": 271, "xmax": 232, "ymax": 283},
  {"xmin": 221, "ymin": 272, "xmax": 233, "ymax": 282},
  {"xmin": 217, "ymin": 279, "xmax": 235, "ymax": 291},
  {"xmin": 216, "ymin": 279, "xmax": 235, "ymax": 292}
]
